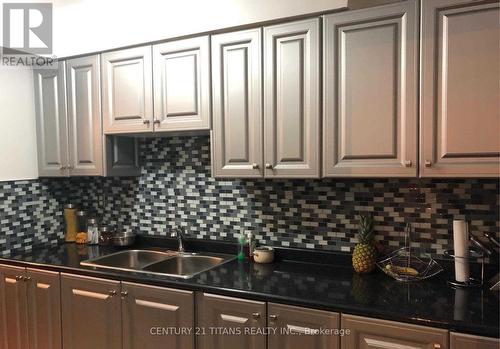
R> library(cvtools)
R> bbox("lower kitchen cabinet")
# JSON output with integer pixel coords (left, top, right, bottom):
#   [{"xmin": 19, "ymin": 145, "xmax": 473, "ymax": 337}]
[
  {"xmin": 450, "ymin": 332, "xmax": 499, "ymax": 349},
  {"xmin": 197, "ymin": 292, "xmax": 267, "ymax": 349},
  {"xmin": 0, "ymin": 265, "xmax": 29, "ymax": 349},
  {"xmin": 341, "ymin": 314, "xmax": 448, "ymax": 349},
  {"xmin": 0, "ymin": 265, "xmax": 62, "ymax": 349},
  {"xmin": 268, "ymin": 303, "xmax": 340, "ymax": 349},
  {"xmin": 61, "ymin": 273, "xmax": 122, "ymax": 349},
  {"xmin": 27, "ymin": 268, "xmax": 62, "ymax": 349},
  {"xmin": 121, "ymin": 282, "xmax": 194, "ymax": 349}
]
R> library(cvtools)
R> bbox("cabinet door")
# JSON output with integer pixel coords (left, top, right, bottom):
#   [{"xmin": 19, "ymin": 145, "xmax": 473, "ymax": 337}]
[
  {"xmin": 264, "ymin": 18, "xmax": 321, "ymax": 178},
  {"xmin": 341, "ymin": 314, "xmax": 448, "ymax": 349},
  {"xmin": 0, "ymin": 265, "xmax": 28, "ymax": 349},
  {"xmin": 122, "ymin": 282, "xmax": 194, "ymax": 349},
  {"xmin": 450, "ymin": 332, "xmax": 499, "ymax": 349},
  {"xmin": 33, "ymin": 63, "xmax": 70, "ymax": 177},
  {"xmin": 153, "ymin": 36, "xmax": 211, "ymax": 131},
  {"xmin": 101, "ymin": 46, "xmax": 154, "ymax": 134},
  {"xmin": 26, "ymin": 268, "xmax": 62, "ymax": 349},
  {"xmin": 66, "ymin": 55, "xmax": 103, "ymax": 176},
  {"xmin": 211, "ymin": 28, "xmax": 263, "ymax": 178},
  {"xmin": 197, "ymin": 293, "xmax": 267, "ymax": 349},
  {"xmin": 420, "ymin": 0, "xmax": 500, "ymax": 177},
  {"xmin": 268, "ymin": 303, "xmax": 340, "ymax": 349},
  {"xmin": 61, "ymin": 273, "xmax": 121, "ymax": 349},
  {"xmin": 323, "ymin": 1, "xmax": 418, "ymax": 177}
]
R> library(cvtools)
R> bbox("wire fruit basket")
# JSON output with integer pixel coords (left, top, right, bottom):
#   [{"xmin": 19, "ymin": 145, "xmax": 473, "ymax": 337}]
[
  {"xmin": 377, "ymin": 247, "xmax": 443, "ymax": 282},
  {"xmin": 376, "ymin": 223, "xmax": 443, "ymax": 282}
]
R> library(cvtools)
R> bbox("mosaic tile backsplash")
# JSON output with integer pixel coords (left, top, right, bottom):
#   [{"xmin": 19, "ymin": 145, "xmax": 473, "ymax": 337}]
[{"xmin": 1, "ymin": 135, "xmax": 499, "ymax": 260}]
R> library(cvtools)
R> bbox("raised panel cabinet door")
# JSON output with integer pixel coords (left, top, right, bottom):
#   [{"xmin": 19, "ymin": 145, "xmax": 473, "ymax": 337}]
[
  {"xmin": 341, "ymin": 314, "xmax": 448, "ymax": 349},
  {"xmin": 264, "ymin": 18, "xmax": 321, "ymax": 178},
  {"xmin": 61, "ymin": 273, "xmax": 121, "ymax": 349},
  {"xmin": 420, "ymin": 0, "xmax": 500, "ymax": 177},
  {"xmin": 66, "ymin": 55, "xmax": 103, "ymax": 176},
  {"xmin": 153, "ymin": 36, "xmax": 211, "ymax": 131},
  {"xmin": 122, "ymin": 282, "xmax": 194, "ymax": 349},
  {"xmin": 268, "ymin": 303, "xmax": 340, "ymax": 349},
  {"xmin": 0, "ymin": 265, "xmax": 28, "ymax": 349},
  {"xmin": 323, "ymin": 1, "xmax": 418, "ymax": 177},
  {"xmin": 33, "ymin": 62, "xmax": 70, "ymax": 177},
  {"xmin": 101, "ymin": 46, "xmax": 154, "ymax": 134},
  {"xmin": 26, "ymin": 268, "xmax": 62, "ymax": 349},
  {"xmin": 450, "ymin": 332, "xmax": 500, "ymax": 349},
  {"xmin": 197, "ymin": 293, "xmax": 267, "ymax": 349},
  {"xmin": 211, "ymin": 28, "xmax": 263, "ymax": 178}
]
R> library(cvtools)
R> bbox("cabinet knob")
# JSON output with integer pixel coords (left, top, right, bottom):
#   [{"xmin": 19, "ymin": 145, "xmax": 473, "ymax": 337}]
[
  {"xmin": 251, "ymin": 163, "xmax": 259, "ymax": 169},
  {"xmin": 60, "ymin": 166, "xmax": 67, "ymax": 170},
  {"xmin": 15, "ymin": 275, "xmax": 23, "ymax": 281},
  {"xmin": 23, "ymin": 276, "xmax": 31, "ymax": 282},
  {"xmin": 269, "ymin": 314, "xmax": 278, "ymax": 320},
  {"xmin": 143, "ymin": 119, "xmax": 150, "ymax": 125},
  {"xmin": 433, "ymin": 344, "xmax": 441, "ymax": 349},
  {"xmin": 252, "ymin": 312, "xmax": 260, "ymax": 319},
  {"xmin": 404, "ymin": 160, "xmax": 412, "ymax": 167},
  {"xmin": 108, "ymin": 290, "xmax": 117, "ymax": 297},
  {"xmin": 265, "ymin": 163, "xmax": 273, "ymax": 170},
  {"xmin": 153, "ymin": 120, "xmax": 161, "ymax": 125},
  {"xmin": 120, "ymin": 291, "xmax": 128, "ymax": 298},
  {"xmin": 424, "ymin": 160, "xmax": 432, "ymax": 167},
  {"xmin": 67, "ymin": 165, "xmax": 74, "ymax": 170}
]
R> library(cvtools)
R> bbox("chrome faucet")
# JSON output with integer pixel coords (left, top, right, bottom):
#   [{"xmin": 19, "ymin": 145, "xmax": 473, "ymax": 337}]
[{"xmin": 171, "ymin": 227, "xmax": 186, "ymax": 253}]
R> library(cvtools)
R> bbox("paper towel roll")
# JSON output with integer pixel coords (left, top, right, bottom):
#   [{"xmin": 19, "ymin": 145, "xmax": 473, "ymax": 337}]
[{"xmin": 453, "ymin": 220, "xmax": 470, "ymax": 282}]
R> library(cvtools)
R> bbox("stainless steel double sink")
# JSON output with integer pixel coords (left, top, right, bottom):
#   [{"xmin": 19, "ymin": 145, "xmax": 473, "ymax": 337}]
[{"xmin": 80, "ymin": 249, "xmax": 234, "ymax": 279}]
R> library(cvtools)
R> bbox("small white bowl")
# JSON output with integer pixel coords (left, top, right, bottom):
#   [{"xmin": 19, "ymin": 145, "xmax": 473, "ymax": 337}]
[{"xmin": 253, "ymin": 246, "xmax": 274, "ymax": 264}]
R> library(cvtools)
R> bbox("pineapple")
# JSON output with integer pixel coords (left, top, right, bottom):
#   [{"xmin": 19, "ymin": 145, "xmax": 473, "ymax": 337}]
[{"xmin": 352, "ymin": 215, "xmax": 377, "ymax": 274}]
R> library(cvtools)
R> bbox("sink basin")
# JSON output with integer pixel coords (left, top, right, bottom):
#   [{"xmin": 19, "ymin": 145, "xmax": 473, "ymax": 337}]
[
  {"xmin": 143, "ymin": 254, "xmax": 227, "ymax": 278},
  {"xmin": 80, "ymin": 250, "xmax": 234, "ymax": 278},
  {"xmin": 80, "ymin": 250, "xmax": 175, "ymax": 271}
]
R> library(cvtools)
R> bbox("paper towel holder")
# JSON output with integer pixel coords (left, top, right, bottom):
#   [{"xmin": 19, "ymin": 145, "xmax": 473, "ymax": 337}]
[{"xmin": 444, "ymin": 248, "xmax": 484, "ymax": 288}]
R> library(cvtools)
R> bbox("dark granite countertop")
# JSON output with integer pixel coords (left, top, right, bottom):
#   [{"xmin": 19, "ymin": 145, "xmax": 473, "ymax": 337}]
[{"xmin": 0, "ymin": 239, "xmax": 498, "ymax": 338}]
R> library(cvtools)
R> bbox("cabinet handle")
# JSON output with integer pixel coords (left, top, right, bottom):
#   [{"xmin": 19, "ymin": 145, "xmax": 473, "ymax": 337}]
[
  {"xmin": 15, "ymin": 275, "xmax": 23, "ymax": 281},
  {"xmin": 404, "ymin": 160, "xmax": 412, "ymax": 167},
  {"xmin": 108, "ymin": 290, "xmax": 117, "ymax": 297},
  {"xmin": 143, "ymin": 119, "xmax": 150, "ymax": 125},
  {"xmin": 265, "ymin": 163, "xmax": 273, "ymax": 170},
  {"xmin": 433, "ymin": 344, "xmax": 441, "ymax": 349},
  {"xmin": 251, "ymin": 163, "xmax": 259, "ymax": 169},
  {"xmin": 424, "ymin": 160, "xmax": 432, "ymax": 167},
  {"xmin": 269, "ymin": 315, "xmax": 278, "ymax": 320},
  {"xmin": 60, "ymin": 166, "xmax": 67, "ymax": 170},
  {"xmin": 153, "ymin": 120, "xmax": 161, "ymax": 125},
  {"xmin": 23, "ymin": 276, "xmax": 31, "ymax": 282},
  {"xmin": 252, "ymin": 312, "xmax": 260, "ymax": 319},
  {"xmin": 120, "ymin": 291, "xmax": 128, "ymax": 298}
]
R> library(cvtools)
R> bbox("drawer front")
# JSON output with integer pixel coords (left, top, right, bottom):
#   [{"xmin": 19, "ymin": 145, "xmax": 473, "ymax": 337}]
[{"xmin": 341, "ymin": 314, "xmax": 448, "ymax": 349}]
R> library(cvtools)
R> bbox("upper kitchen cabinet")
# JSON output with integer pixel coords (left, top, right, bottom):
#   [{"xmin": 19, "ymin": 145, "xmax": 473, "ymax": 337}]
[
  {"xmin": 264, "ymin": 18, "xmax": 321, "ymax": 178},
  {"xmin": 323, "ymin": 1, "xmax": 418, "ymax": 177},
  {"xmin": 66, "ymin": 55, "xmax": 104, "ymax": 176},
  {"xmin": 33, "ymin": 63, "xmax": 70, "ymax": 177},
  {"xmin": 153, "ymin": 36, "xmax": 211, "ymax": 132},
  {"xmin": 211, "ymin": 28, "xmax": 263, "ymax": 177},
  {"xmin": 34, "ymin": 57, "xmax": 140, "ymax": 177},
  {"xmin": 420, "ymin": 0, "xmax": 500, "ymax": 177},
  {"xmin": 101, "ymin": 46, "xmax": 154, "ymax": 134}
]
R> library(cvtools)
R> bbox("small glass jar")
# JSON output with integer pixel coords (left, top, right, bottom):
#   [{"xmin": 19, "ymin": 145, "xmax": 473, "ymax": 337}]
[
  {"xmin": 98, "ymin": 226, "xmax": 112, "ymax": 246},
  {"xmin": 87, "ymin": 218, "xmax": 99, "ymax": 245},
  {"xmin": 75, "ymin": 210, "xmax": 88, "ymax": 244}
]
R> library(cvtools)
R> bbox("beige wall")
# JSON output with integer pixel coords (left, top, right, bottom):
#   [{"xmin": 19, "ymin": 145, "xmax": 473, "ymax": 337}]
[{"xmin": 0, "ymin": 68, "xmax": 38, "ymax": 181}]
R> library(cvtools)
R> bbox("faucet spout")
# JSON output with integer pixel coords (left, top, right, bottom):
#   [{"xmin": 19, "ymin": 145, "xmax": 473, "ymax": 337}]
[{"xmin": 171, "ymin": 227, "xmax": 186, "ymax": 253}]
